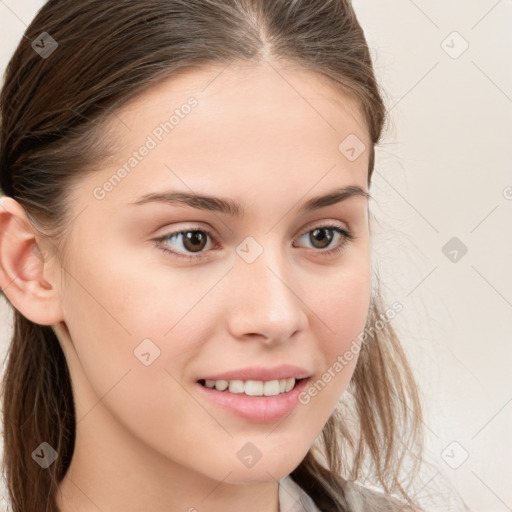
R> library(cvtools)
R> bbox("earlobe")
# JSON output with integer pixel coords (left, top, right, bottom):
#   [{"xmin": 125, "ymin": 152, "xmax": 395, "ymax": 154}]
[{"xmin": 0, "ymin": 196, "xmax": 64, "ymax": 326}]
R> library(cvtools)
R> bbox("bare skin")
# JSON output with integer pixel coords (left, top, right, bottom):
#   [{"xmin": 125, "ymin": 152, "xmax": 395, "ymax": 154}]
[{"xmin": 0, "ymin": 59, "xmax": 372, "ymax": 512}]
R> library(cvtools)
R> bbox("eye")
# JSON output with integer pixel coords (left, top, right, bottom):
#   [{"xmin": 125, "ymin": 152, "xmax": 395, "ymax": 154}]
[
  {"xmin": 293, "ymin": 224, "xmax": 354, "ymax": 257},
  {"xmin": 153, "ymin": 226, "xmax": 216, "ymax": 261},
  {"xmin": 152, "ymin": 223, "xmax": 354, "ymax": 261}
]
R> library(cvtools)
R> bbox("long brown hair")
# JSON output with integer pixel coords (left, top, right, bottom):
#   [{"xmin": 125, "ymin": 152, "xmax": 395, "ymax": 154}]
[{"xmin": 1, "ymin": 1, "xmax": 427, "ymax": 511}]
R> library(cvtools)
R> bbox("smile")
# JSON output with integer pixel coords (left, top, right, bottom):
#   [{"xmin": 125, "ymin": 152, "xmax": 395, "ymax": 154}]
[
  {"xmin": 198, "ymin": 377, "xmax": 302, "ymax": 396},
  {"xmin": 196, "ymin": 377, "xmax": 311, "ymax": 423}
]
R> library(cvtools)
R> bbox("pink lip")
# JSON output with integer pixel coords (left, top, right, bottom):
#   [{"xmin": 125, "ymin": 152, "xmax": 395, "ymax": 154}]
[
  {"xmin": 198, "ymin": 364, "xmax": 310, "ymax": 382},
  {"xmin": 196, "ymin": 377, "xmax": 310, "ymax": 423}
]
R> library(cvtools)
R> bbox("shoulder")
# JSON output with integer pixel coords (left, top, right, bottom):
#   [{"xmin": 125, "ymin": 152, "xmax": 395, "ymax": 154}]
[{"xmin": 343, "ymin": 480, "xmax": 416, "ymax": 512}]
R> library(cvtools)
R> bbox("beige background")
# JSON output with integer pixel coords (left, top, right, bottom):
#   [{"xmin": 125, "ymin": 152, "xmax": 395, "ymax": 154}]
[{"xmin": 1, "ymin": 1, "xmax": 511, "ymax": 511}]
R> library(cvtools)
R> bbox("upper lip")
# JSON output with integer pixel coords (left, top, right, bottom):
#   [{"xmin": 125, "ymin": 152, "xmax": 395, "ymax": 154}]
[{"xmin": 199, "ymin": 364, "xmax": 311, "ymax": 382}]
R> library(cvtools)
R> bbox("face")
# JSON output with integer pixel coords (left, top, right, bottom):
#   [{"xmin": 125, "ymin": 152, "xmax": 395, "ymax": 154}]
[{"xmin": 45, "ymin": 62, "xmax": 372, "ymax": 485}]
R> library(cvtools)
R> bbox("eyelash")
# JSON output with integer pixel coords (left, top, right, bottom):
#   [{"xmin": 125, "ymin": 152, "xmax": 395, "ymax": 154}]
[{"xmin": 152, "ymin": 223, "xmax": 355, "ymax": 261}]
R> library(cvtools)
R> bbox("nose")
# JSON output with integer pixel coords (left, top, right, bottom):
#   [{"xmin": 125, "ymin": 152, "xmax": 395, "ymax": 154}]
[{"xmin": 226, "ymin": 245, "xmax": 309, "ymax": 344}]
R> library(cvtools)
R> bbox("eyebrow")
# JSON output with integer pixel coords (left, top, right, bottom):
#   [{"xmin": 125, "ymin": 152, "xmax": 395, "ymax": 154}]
[{"xmin": 129, "ymin": 185, "xmax": 370, "ymax": 218}]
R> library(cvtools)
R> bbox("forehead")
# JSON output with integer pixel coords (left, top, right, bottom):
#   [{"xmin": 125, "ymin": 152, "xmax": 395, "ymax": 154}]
[
  {"xmin": 76, "ymin": 62, "xmax": 371, "ymax": 215},
  {"xmin": 108, "ymin": 60, "xmax": 369, "ymax": 149}
]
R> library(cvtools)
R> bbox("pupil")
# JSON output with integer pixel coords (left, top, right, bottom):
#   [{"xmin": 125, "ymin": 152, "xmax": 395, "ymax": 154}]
[
  {"xmin": 184, "ymin": 231, "xmax": 206, "ymax": 252},
  {"xmin": 311, "ymin": 228, "xmax": 333, "ymax": 249}
]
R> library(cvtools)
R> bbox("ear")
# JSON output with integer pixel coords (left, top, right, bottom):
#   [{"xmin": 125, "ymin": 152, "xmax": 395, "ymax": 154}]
[{"xmin": 0, "ymin": 196, "xmax": 64, "ymax": 325}]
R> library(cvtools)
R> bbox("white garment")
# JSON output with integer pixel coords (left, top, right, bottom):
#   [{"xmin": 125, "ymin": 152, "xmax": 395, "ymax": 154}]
[
  {"xmin": 278, "ymin": 475, "xmax": 322, "ymax": 512},
  {"xmin": 277, "ymin": 475, "xmax": 475, "ymax": 512},
  {"xmin": 278, "ymin": 475, "xmax": 412, "ymax": 512}
]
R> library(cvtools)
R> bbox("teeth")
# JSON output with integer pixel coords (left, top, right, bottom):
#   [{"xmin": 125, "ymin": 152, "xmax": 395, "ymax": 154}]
[
  {"xmin": 215, "ymin": 379, "xmax": 228, "ymax": 391},
  {"xmin": 263, "ymin": 380, "xmax": 280, "ymax": 396},
  {"xmin": 228, "ymin": 380, "xmax": 245, "ymax": 393},
  {"xmin": 203, "ymin": 378, "xmax": 297, "ymax": 396}
]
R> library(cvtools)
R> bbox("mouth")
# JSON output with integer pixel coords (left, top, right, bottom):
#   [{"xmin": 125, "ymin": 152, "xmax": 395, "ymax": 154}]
[
  {"xmin": 195, "ymin": 376, "xmax": 311, "ymax": 423},
  {"xmin": 197, "ymin": 377, "xmax": 308, "ymax": 397}
]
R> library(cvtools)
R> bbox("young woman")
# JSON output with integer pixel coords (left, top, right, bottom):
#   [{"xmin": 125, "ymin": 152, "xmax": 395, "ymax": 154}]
[{"xmin": 0, "ymin": 1, "xmax": 462, "ymax": 511}]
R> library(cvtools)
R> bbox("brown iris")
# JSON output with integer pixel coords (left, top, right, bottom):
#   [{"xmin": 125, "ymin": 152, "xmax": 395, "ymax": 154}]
[
  {"xmin": 182, "ymin": 230, "xmax": 208, "ymax": 252},
  {"xmin": 308, "ymin": 228, "xmax": 334, "ymax": 249}
]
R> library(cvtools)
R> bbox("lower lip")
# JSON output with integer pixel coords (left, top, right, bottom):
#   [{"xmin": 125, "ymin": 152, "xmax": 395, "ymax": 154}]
[{"xmin": 195, "ymin": 378, "xmax": 310, "ymax": 423}]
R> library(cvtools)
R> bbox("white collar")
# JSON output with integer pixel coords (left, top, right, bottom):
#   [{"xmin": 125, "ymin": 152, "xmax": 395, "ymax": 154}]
[{"xmin": 278, "ymin": 475, "xmax": 322, "ymax": 512}]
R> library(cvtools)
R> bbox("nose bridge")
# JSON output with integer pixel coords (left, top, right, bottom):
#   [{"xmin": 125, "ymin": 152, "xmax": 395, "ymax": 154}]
[{"xmin": 228, "ymin": 235, "xmax": 307, "ymax": 340}]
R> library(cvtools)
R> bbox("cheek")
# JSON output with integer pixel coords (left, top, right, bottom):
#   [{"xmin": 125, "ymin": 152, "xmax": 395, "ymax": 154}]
[
  {"xmin": 310, "ymin": 255, "xmax": 372, "ymax": 352},
  {"xmin": 59, "ymin": 249, "xmax": 191, "ymax": 408},
  {"xmin": 301, "ymin": 256, "xmax": 371, "ymax": 405},
  {"xmin": 60, "ymin": 264, "xmax": 213, "ymax": 461}
]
